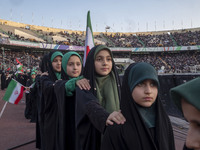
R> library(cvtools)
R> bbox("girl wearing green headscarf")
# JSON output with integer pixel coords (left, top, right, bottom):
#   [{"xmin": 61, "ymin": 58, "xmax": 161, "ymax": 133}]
[
  {"xmin": 53, "ymin": 51, "xmax": 91, "ymax": 150},
  {"xmin": 40, "ymin": 51, "xmax": 64, "ymax": 150},
  {"xmin": 170, "ymin": 77, "xmax": 200, "ymax": 150},
  {"xmin": 101, "ymin": 62, "xmax": 175, "ymax": 150}
]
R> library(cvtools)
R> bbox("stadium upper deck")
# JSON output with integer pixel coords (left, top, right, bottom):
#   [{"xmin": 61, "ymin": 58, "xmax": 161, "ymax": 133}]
[
  {"xmin": 1, "ymin": 19, "xmax": 200, "ymax": 50},
  {"xmin": 0, "ymin": 19, "xmax": 200, "ymax": 74}
]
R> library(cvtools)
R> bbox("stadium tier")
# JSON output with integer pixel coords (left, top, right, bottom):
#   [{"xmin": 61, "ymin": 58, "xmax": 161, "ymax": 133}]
[{"xmin": 0, "ymin": 19, "xmax": 200, "ymax": 74}]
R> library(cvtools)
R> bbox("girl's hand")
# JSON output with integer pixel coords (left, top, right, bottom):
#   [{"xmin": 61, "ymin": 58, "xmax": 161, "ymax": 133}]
[
  {"xmin": 106, "ymin": 110, "xmax": 126, "ymax": 126},
  {"xmin": 41, "ymin": 72, "xmax": 48, "ymax": 76},
  {"xmin": 76, "ymin": 78, "xmax": 91, "ymax": 90}
]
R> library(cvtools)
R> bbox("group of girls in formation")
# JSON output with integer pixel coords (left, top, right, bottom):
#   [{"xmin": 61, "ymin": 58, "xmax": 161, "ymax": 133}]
[{"xmin": 35, "ymin": 44, "xmax": 176, "ymax": 150}]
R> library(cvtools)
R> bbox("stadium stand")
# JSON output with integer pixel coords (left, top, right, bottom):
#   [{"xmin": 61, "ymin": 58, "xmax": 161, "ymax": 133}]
[{"xmin": 0, "ymin": 18, "xmax": 200, "ymax": 74}]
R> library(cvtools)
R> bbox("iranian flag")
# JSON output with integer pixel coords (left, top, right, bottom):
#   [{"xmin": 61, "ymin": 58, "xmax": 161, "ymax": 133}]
[
  {"xmin": 3, "ymin": 79, "xmax": 24, "ymax": 104},
  {"xmin": 83, "ymin": 11, "xmax": 95, "ymax": 66}
]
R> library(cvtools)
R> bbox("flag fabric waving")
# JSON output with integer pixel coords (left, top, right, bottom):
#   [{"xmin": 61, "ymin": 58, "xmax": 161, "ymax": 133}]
[
  {"xmin": 16, "ymin": 58, "xmax": 22, "ymax": 65},
  {"xmin": 3, "ymin": 79, "xmax": 24, "ymax": 104},
  {"xmin": 83, "ymin": 11, "xmax": 95, "ymax": 66}
]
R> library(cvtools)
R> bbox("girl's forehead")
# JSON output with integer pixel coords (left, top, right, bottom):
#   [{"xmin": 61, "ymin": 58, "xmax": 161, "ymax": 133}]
[
  {"xmin": 53, "ymin": 55, "xmax": 62, "ymax": 60},
  {"xmin": 96, "ymin": 49, "xmax": 111, "ymax": 57}
]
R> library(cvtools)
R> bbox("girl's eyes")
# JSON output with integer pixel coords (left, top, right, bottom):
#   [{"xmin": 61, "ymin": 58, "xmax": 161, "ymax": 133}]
[
  {"xmin": 96, "ymin": 57, "xmax": 112, "ymax": 62},
  {"xmin": 53, "ymin": 60, "xmax": 61, "ymax": 63},
  {"xmin": 68, "ymin": 63, "xmax": 81, "ymax": 66},
  {"xmin": 96, "ymin": 58, "xmax": 102, "ymax": 62}
]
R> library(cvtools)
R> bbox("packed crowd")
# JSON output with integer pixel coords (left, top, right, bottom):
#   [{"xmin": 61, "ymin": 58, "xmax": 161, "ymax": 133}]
[
  {"xmin": 1, "ymin": 24, "xmax": 200, "ymax": 47},
  {"xmin": 1, "ymin": 49, "xmax": 199, "ymax": 74}
]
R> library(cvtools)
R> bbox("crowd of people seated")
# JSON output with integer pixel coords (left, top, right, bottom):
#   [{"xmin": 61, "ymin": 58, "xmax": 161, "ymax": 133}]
[
  {"xmin": 1, "ymin": 24, "xmax": 200, "ymax": 48},
  {"xmin": 0, "ymin": 49, "xmax": 199, "ymax": 74}
]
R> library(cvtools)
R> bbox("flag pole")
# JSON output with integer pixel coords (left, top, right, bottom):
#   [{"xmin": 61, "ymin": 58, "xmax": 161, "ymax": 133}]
[{"xmin": 0, "ymin": 102, "xmax": 8, "ymax": 119}]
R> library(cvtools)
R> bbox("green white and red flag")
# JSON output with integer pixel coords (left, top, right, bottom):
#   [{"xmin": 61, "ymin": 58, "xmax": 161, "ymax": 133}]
[
  {"xmin": 3, "ymin": 79, "xmax": 24, "ymax": 104},
  {"xmin": 83, "ymin": 11, "xmax": 95, "ymax": 66}
]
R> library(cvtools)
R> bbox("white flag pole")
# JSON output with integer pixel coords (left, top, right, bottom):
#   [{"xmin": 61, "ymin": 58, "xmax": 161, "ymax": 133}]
[{"xmin": 0, "ymin": 102, "xmax": 8, "ymax": 119}]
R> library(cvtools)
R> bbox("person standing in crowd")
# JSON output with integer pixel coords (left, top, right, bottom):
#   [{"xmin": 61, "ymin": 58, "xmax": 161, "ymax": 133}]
[
  {"xmin": 39, "ymin": 51, "xmax": 89, "ymax": 150},
  {"xmin": 1, "ymin": 70, "xmax": 5, "ymax": 90},
  {"xmin": 76, "ymin": 45, "xmax": 126, "ymax": 150},
  {"xmin": 170, "ymin": 77, "xmax": 200, "ymax": 150},
  {"xmin": 24, "ymin": 71, "xmax": 36, "ymax": 120},
  {"xmin": 40, "ymin": 51, "xmax": 64, "ymax": 150},
  {"xmin": 15, "ymin": 65, "xmax": 27, "ymax": 86},
  {"xmin": 54, "ymin": 51, "xmax": 90, "ymax": 150},
  {"xmin": 101, "ymin": 62, "xmax": 175, "ymax": 150},
  {"xmin": 35, "ymin": 54, "xmax": 49, "ymax": 149}
]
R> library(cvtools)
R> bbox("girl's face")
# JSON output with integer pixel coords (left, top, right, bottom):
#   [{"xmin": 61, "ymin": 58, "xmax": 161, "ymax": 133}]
[
  {"xmin": 67, "ymin": 55, "xmax": 82, "ymax": 78},
  {"xmin": 131, "ymin": 79, "xmax": 158, "ymax": 107},
  {"xmin": 94, "ymin": 50, "xmax": 112, "ymax": 76},
  {"xmin": 52, "ymin": 56, "xmax": 62, "ymax": 72},
  {"xmin": 31, "ymin": 74, "xmax": 36, "ymax": 79},
  {"xmin": 181, "ymin": 99, "xmax": 200, "ymax": 150}
]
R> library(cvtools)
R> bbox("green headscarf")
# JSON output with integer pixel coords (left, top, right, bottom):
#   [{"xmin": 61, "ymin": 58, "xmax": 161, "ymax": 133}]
[
  {"xmin": 128, "ymin": 62, "xmax": 159, "ymax": 92},
  {"xmin": 128, "ymin": 62, "xmax": 159, "ymax": 128},
  {"xmin": 31, "ymin": 71, "xmax": 36, "ymax": 75},
  {"xmin": 62, "ymin": 51, "xmax": 82, "ymax": 75},
  {"xmin": 50, "ymin": 51, "xmax": 63, "ymax": 62},
  {"xmin": 62, "ymin": 51, "xmax": 83, "ymax": 96},
  {"xmin": 94, "ymin": 46, "xmax": 119, "ymax": 113},
  {"xmin": 50, "ymin": 51, "xmax": 63, "ymax": 79},
  {"xmin": 94, "ymin": 45, "xmax": 113, "ymax": 58},
  {"xmin": 170, "ymin": 77, "xmax": 200, "ymax": 112}
]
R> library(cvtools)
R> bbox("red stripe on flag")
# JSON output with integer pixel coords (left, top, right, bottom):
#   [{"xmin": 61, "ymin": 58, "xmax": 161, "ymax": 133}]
[
  {"xmin": 86, "ymin": 46, "xmax": 90, "ymax": 58},
  {"xmin": 16, "ymin": 58, "xmax": 22, "ymax": 65},
  {"xmin": 14, "ymin": 86, "xmax": 24, "ymax": 104}
]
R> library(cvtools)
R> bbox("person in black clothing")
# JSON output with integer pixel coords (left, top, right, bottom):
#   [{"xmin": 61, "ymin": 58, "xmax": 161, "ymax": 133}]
[
  {"xmin": 35, "ymin": 54, "xmax": 49, "ymax": 149},
  {"xmin": 24, "ymin": 71, "xmax": 36, "ymax": 119},
  {"xmin": 1, "ymin": 70, "xmax": 12, "ymax": 90},
  {"xmin": 101, "ymin": 62, "xmax": 175, "ymax": 150},
  {"xmin": 1, "ymin": 71, "xmax": 6, "ymax": 90},
  {"xmin": 54, "ymin": 51, "xmax": 89, "ymax": 150},
  {"xmin": 76, "ymin": 45, "xmax": 126, "ymax": 150},
  {"xmin": 40, "ymin": 51, "xmax": 64, "ymax": 150},
  {"xmin": 40, "ymin": 51, "xmax": 89, "ymax": 150}
]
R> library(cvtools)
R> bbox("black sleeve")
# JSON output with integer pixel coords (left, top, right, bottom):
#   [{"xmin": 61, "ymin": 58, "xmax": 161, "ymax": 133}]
[
  {"xmin": 85, "ymin": 100, "xmax": 109, "ymax": 133},
  {"xmin": 76, "ymin": 87, "xmax": 109, "ymax": 133},
  {"xmin": 101, "ymin": 124, "xmax": 126, "ymax": 150}
]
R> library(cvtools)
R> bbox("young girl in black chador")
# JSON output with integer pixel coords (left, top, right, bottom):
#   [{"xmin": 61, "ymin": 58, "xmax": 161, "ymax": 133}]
[
  {"xmin": 40, "ymin": 51, "xmax": 64, "ymax": 150},
  {"xmin": 40, "ymin": 51, "xmax": 89, "ymax": 150},
  {"xmin": 76, "ymin": 45, "xmax": 126, "ymax": 150},
  {"xmin": 53, "ymin": 51, "xmax": 86, "ymax": 150},
  {"xmin": 101, "ymin": 62, "xmax": 175, "ymax": 150}
]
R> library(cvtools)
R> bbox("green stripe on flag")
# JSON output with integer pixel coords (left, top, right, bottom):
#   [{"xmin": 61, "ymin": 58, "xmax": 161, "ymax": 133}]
[{"xmin": 3, "ymin": 79, "xmax": 17, "ymax": 101}]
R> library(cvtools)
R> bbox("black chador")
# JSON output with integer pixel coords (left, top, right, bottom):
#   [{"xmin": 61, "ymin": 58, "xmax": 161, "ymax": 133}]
[{"xmin": 101, "ymin": 63, "xmax": 175, "ymax": 150}]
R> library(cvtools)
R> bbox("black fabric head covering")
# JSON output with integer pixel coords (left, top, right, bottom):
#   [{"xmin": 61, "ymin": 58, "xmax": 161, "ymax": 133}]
[
  {"xmin": 47, "ymin": 51, "xmax": 63, "ymax": 82},
  {"xmin": 170, "ymin": 77, "xmax": 200, "ymax": 112},
  {"xmin": 83, "ymin": 44, "xmax": 121, "ymax": 97},
  {"xmin": 40, "ymin": 54, "xmax": 49, "ymax": 73},
  {"xmin": 121, "ymin": 62, "xmax": 175, "ymax": 149},
  {"xmin": 101, "ymin": 62, "xmax": 175, "ymax": 150}
]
